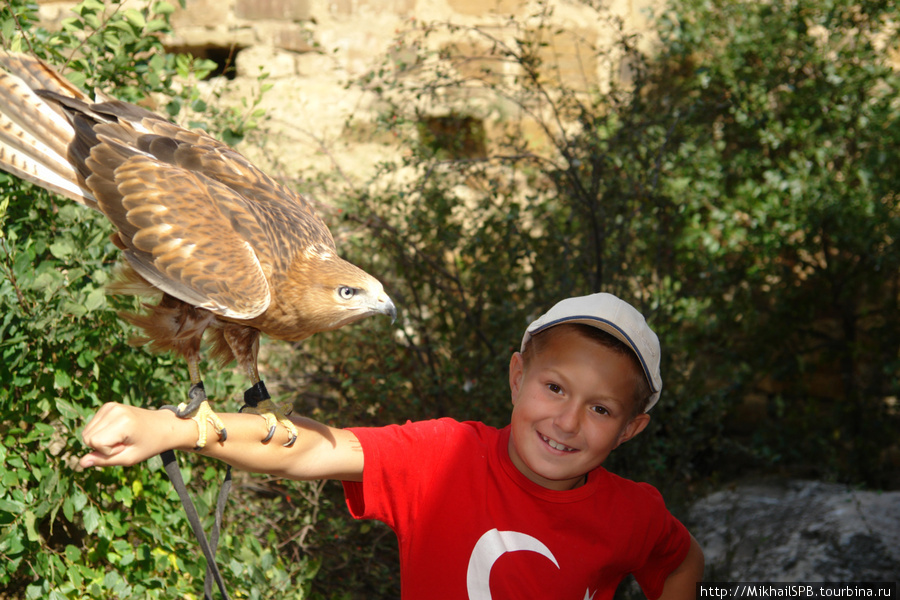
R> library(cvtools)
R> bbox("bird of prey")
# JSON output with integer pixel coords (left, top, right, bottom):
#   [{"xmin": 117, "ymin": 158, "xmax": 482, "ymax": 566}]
[{"xmin": 0, "ymin": 52, "xmax": 396, "ymax": 448}]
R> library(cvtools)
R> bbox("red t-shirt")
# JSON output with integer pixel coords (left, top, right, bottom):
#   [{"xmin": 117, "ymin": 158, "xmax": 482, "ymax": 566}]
[{"xmin": 343, "ymin": 418, "xmax": 690, "ymax": 600}]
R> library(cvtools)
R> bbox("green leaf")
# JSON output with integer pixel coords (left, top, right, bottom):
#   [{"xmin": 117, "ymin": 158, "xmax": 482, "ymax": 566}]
[
  {"xmin": 113, "ymin": 485, "xmax": 133, "ymax": 507},
  {"xmin": 1, "ymin": 529, "xmax": 25, "ymax": 555},
  {"xmin": 64, "ymin": 544, "xmax": 81, "ymax": 563},
  {"xmin": 81, "ymin": 0, "xmax": 105, "ymax": 12},
  {"xmin": 54, "ymin": 369, "xmax": 72, "ymax": 390},
  {"xmin": 72, "ymin": 488, "xmax": 88, "ymax": 513},
  {"xmin": 82, "ymin": 505, "xmax": 100, "ymax": 535},
  {"xmin": 48, "ymin": 240, "xmax": 74, "ymax": 259},
  {"xmin": 23, "ymin": 510, "xmax": 39, "ymax": 541},
  {"xmin": 153, "ymin": 0, "xmax": 176, "ymax": 15},
  {"xmin": 29, "ymin": 270, "xmax": 62, "ymax": 291},
  {"xmin": 0, "ymin": 498, "xmax": 24, "ymax": 513},
  {"xmin": 123, "ymin": 8, "xmax": 146, "ymax": 28},
  {"xmin": 62, "ymin": 496, "xmax": 74, "ymax": 522},
  {"xmin": 84, "ymin": 287, "xmax": 106, "ymax": 311},
  {"xmin": 56, "ymin": 397, "xmax": 82, "ymax": 421}
]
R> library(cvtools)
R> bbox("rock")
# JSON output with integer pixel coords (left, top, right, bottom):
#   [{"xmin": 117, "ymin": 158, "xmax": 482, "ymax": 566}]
[{"xmin": 688, "ymin": 479, "xmax": 900, "ymax": 581}]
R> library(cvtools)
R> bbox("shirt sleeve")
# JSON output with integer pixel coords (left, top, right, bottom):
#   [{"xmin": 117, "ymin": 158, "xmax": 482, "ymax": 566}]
[
  {"xmin": 341, "ymin": 419, "xmax": 455, "ymax": 530},
  {"xmin": 631, "ymin": 483, "xmax": 692, "ymax": 599}
]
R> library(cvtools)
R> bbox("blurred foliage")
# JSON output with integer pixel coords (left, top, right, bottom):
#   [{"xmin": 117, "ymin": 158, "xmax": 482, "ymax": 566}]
[
  {"xmin": 277, "ymin": 0, "xmax": 899, "ymax": 596},
  {"xmin": 0, "ymin": 1, "xmax": 317, "ymax": 598},
  {"xmin": 648, "ymin": 0, "xmax": 900, "ymax": 487}
]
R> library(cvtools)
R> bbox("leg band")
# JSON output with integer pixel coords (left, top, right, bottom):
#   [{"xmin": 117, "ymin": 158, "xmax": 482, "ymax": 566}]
[{"xmin": 241, "ymin": 381, "xmax": 270, "ymax": 409}]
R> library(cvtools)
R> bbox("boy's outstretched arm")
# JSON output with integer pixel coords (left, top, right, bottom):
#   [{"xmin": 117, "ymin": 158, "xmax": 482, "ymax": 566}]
[
  {"xmin": 658, "ymin": 534, "xmax": 704, "ymax": 600},
  {"xmin": 79, "ymin": 402, "xmax": 364, "ymax": 482}
]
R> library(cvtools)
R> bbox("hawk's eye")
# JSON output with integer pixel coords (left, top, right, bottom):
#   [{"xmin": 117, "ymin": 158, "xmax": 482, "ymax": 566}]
[{"xmin": 339, "ymin": 287, "xmax": 357, "ymax": 300}]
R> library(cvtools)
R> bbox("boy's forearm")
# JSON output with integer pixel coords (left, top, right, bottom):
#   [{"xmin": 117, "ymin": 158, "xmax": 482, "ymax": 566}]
[
  {"xmin": 80, "ymin": 403, "xmax": 364, "ymax": 482},
  {"xmin": 193, "ymin": 412, "xmax": 364, "ymax": 481}
]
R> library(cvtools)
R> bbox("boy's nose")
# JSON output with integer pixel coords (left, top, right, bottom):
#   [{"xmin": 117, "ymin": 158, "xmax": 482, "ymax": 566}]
[{"xmin": 552, "ymin": 400, "xmax": 581, "ymax": 434}]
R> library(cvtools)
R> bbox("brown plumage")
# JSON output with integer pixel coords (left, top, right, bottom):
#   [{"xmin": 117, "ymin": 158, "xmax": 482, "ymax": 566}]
[{"xmin": 0, "ymin": 53, "xmax": 395, "ymax": 447}]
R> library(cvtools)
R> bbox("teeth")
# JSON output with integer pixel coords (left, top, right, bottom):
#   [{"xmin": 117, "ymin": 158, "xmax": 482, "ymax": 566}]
[{"xmin": 542, "ymin": 434, "xmax": 575, "ymax": 452}]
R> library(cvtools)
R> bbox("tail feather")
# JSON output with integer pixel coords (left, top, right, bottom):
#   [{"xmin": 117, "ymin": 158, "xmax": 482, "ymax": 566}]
[
  {"xmin": 0, "ymin": 53, "xmax": 97, "ymax": 209},
  {"xmin": 0, "ymin": 53, "xmax": 91, "ymax": 105}
]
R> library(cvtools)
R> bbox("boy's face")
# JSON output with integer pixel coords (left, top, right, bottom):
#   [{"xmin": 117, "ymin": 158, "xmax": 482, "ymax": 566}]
[{"xmin": 507, "ymin": 325, "xmax": 650, "ymax": 491}]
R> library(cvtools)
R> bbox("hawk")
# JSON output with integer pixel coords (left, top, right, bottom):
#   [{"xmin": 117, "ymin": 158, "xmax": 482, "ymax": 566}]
[{"xmin": 0, "ymin": 53, "xmax": 396, "ymax": 448}]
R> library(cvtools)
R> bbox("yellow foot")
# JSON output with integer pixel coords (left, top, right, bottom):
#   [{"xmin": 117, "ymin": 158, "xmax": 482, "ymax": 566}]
[
  {"xmin": 163, "ymin": 383, "xmax": 226, "ymax": 449},
  {"xmin": 241, "ymin": 398, "xmax": 298, "ymax": 446},
  {"xmin": 174, "ymin": 398, "xmax": 227, "ymax": 449}
]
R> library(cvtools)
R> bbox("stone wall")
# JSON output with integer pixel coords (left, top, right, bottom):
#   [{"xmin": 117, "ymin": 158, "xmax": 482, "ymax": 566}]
[{"xmin": 36, "ymin": 0, "xmax": 657, "ymax": 179}]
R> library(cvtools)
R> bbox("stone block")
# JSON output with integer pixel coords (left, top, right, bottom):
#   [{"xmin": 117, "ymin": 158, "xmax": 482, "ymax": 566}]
[
  {"xmin": 36, "ymin": 1, "xmax": 77, "ymax": 27},
  {"xmin": 447, "ymin": 0, "xmax": 525, "ymax": 17},
  {"xmin": 442, "ymin": 39, "xmax": 506, "ymax": 86},
  {"xmin": 235, "ymin": 0, "xmax": 312, "ymax": 21},
  {"xmin": 533, "ymin": 27, "xmax": 598, "ymax": 92},
  {"xmin": 273, "ymin": 27, "xmax": 316, "ymax": 53},
  {"xmin": 166, "ymin": 27, "xmax": 258, "ymax": 51},
  {"xmin": 236, "ymin": 45, "xmax": 298, "ymax": 78},
  {"xmin": 172, "ymin": 0, "xmax": 234, "ymax": 29},
  {"xmin": 330, "ymin": 0, "xmax": 417, "ymax": 16}
]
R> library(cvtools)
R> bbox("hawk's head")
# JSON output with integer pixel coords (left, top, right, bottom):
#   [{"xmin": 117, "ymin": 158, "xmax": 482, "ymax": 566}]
[{"xmin": 267, "ymin": 246, "xmax": 396, "ymax": 341}]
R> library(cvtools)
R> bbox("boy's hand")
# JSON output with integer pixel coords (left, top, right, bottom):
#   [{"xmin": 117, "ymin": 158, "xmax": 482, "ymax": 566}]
[{"xmin": 80, "ymin": 403, "xmax": 192, "ymax": 468}]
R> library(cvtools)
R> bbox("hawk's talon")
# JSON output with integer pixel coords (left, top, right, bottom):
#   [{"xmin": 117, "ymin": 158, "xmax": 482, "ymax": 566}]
[
  {"xmin": 172, "ymin": 382, "xmax": 208, "ymax": 418},
  {"xmin": 187, "ymin": 400, "xmax": 227, "ymax": 449},
  {"xmin": 283, "ymin": 430, "xmax": 297, "ymax": 448},
  {"xmin": 241, "ymin": 397, "xmax": 298, "ymax": 446},
  {"xmin": 162, "ymin": 386, "xmax": 226, "ymax": 449}
]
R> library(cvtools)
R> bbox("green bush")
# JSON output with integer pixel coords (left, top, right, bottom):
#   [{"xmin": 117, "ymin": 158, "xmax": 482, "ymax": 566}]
[
  {"xmin": 0, "ymin": 1, "xmax": 318, "ymax": 598},
  {"xmin": 650, "ymin": 0, "xmax": 900, "ymax": 487}
]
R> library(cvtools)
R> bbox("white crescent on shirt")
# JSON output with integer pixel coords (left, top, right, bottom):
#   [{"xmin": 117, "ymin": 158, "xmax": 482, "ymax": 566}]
[{"xmin": 467, "ymin": 528, "xmax": 597, "ymax": 600}]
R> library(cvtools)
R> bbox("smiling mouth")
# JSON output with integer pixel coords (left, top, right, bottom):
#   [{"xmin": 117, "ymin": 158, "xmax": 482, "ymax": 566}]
[{"xmin": 540, "ymin": 433, "xmax": 577, "ymax": 452}]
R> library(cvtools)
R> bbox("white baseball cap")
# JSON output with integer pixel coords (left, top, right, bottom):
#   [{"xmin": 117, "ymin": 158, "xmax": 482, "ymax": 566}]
[{"xmin": 520, "ymin": 293, "xmax": 663, "ymax": 411}]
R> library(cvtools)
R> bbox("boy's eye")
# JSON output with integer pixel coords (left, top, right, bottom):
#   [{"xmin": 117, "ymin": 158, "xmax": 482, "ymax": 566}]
[
  {"xmin": 591, "ymin": 405, "xmax": 609, "ymax": 415},
  {"xmin": 547, "ymin": 383, "xmax": 562, "ymax": 394}
]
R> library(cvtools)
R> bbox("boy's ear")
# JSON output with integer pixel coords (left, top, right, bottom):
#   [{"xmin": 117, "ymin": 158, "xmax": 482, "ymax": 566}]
[
  {"xmin": 508, "ymin": 352, "xmax": 525, "ymax": 403},
  {"xmin": 615, "ymin": 413, "xmax": 651, "ymax": 448}
]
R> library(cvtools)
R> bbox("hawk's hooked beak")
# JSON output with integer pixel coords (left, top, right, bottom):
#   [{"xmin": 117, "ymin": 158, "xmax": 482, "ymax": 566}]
[{"xmin": 378, "ymin": 293, "xmax": 397, "ymax": 324}]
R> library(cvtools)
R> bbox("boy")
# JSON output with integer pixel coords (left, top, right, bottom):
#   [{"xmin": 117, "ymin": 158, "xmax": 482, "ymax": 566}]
[{"xmin": 80, "ymin": 292, "xmax": 705, "ymax": 599}]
